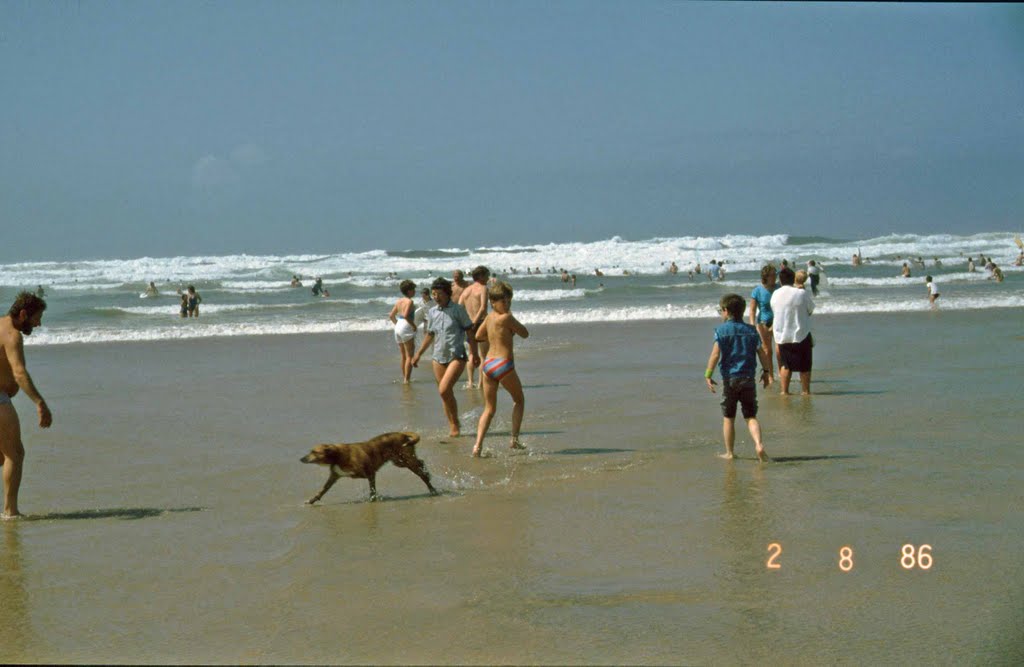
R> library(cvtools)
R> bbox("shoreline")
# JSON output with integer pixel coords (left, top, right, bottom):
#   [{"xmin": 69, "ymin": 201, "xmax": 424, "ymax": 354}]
[{"xmin": 22, "ymin": 302, "xmax": 1016, "ymax": 351}]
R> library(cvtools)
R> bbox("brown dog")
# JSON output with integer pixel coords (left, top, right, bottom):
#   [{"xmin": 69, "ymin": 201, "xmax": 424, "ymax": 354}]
[{"xmin": 300, "ymin": 431, "xmax": 438, "ymax": 504}]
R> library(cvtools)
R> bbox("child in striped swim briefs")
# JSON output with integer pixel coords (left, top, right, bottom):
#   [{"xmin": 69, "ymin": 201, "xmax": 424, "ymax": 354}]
[
  {"xmin": 481, "ymin": 357, "xmax": 514, "ymax": 381},
  {"xmin": 472, "ymin": 281, "xmax": 530, "ymax": 457}
]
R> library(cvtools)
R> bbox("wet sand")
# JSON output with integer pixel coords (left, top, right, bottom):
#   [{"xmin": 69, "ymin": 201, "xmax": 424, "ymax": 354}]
[{"xmin": 2, "ymin": 310, "xmax": 1023, "ymax": 664}]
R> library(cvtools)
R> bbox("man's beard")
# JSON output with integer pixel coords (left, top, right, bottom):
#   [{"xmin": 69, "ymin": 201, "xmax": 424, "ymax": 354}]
[{"xmin": 18, "ymin": 322, "xmax": 34, "ymax": 336}]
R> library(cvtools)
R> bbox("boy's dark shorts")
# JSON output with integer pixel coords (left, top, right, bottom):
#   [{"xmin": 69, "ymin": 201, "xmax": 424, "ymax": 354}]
[
  {"xmin": 721, "ymin": 376, "xmax": 758, "ymax": 419},
  {"xmin": 779, "ymin": 334, "xmax": 813, "ymax": 373}
]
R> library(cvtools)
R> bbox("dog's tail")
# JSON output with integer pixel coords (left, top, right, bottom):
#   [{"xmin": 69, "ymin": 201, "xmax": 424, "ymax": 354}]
[{"xmin": 400, "ymin": 431, "xmax": 420, "ymax": 447}]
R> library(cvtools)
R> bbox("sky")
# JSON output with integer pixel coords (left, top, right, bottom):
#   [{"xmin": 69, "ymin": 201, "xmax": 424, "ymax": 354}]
[{"xmin": 2, "ymin": 1, "xmax": 1023, "ymax": 261}]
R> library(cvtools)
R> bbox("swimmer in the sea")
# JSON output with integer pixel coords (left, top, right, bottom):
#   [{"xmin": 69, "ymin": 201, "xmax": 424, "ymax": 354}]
[
  {"xmin": 185, "ymin": 285, "xmax": 202, "ymax": 317},
  {"xmin": 472, "ymin": 280, "xmax": 529, "ymax": 457}
]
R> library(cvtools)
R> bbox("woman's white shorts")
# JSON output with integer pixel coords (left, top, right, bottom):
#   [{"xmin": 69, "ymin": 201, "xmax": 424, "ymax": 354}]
[{"xmin": 394, "ymin": 319, "xmax": 416, "ymax": 344}]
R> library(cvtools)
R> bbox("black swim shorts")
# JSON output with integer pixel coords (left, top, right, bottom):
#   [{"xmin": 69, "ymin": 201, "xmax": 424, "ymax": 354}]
[
  {"xmin": 779, "ymin": 334, "xmax": 813, "ymax": 373},
  {"xmin": 721, "ymin": 376, "xmax": 758, "ymax": 419}
]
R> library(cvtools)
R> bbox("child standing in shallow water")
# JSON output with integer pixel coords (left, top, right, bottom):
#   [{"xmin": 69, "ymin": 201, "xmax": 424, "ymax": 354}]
[
  {"xmin": 472, "ymin": 281, "xmax": 529, "ymax": 457},
  {"xmin": 926, "ymin": 275, "xmax": 939, "ymax": 309},
  {"xmin": 705, "ymin": 294, "xmax": 773, "ymax": 462}
]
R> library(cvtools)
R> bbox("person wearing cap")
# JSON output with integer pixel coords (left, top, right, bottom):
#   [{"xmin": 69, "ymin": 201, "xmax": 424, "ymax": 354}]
[{"xmin": 412, "ymin": 277, "xmax": 474, "ymax": 437}]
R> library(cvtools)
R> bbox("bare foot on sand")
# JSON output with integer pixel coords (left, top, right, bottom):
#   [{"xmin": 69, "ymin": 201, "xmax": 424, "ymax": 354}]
[
  {"xmin": 756, "ymin": 447, "xmax": 770, "ymax": 463},
  {"xmin": 510, "ymin": 439, "xmax": 526, "ymax": 450},
  {"xmin": 717, "ymin": 452, "xmax": 735, "ymax": 460}
]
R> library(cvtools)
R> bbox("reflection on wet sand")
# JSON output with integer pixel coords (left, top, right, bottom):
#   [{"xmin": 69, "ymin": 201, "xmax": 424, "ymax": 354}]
[{"xmin": 0, "ymin": 525, "xmax": 31, "ymax": 662}]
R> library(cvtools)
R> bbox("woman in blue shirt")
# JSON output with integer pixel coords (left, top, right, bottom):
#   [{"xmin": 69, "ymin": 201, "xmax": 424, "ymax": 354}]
[
  {"xmin": 412, "ymin": 277, "xmax": 474, "ymax": 437},
  {"xmin": 748, "ymin": 264, "xmax": 777, "ymax": 380}
]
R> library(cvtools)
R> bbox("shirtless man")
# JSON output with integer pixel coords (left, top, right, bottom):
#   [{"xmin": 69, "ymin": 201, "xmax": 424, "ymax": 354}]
[
  {"xmin": 1, "ymin": 292, "xmax": 53, "ymax": 519},
  {"xmin": 459, "ymin": 266, "xmax": 491, "ymax": 389},
  {"xmin": 472, "ymin": 281, "xmax": 529, "ymax": 457},
  {"xmin": 451, "ymin": 269, "xmax": 470, "ymax": 304}
]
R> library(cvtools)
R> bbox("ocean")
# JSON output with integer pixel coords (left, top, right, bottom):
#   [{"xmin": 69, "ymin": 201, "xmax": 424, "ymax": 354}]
[
  {"xmin": 4, "ymin": 232, "xmax": 1021, "ymax": 347},
  {"xmin": 1, "ymin": 232, "xmax": 1022, "ymax": 664}
]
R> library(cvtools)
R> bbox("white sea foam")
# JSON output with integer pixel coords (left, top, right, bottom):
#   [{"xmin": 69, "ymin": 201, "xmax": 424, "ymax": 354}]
[
  {"xmin": 825, "ymin": 273, "xmax": 995, "ymax": 287},
  {"xmin": 513, "ymin": 288, "xmax": 586, "ymax": 301},
  {"xmin": 519, "ymin": 304, "xmax": 719, "ymax": 325},
  {"xmin": 340, "ymin": 276, "xmax": 418, "ymax": 288},
  {"xmin": 812, "ymin": 294, "xmax": 1024, "ymax": 314},
  {"xmin": 218, "ymin": 280, "xmax": 293, "ymax": 292},
  {"xmin": 340, "ymin": 296, "xmax": 394, "ymax": 306},
  {"xmin": 10, "ymin": 232, "xmax": 1023, "ymax": 347},
  {"xmin": 26, "ymin": 318, "xmax": 391, "ymax": 346},
  {"xmin": 511, "ymin": 293, "xmax": 1024, "ymax": 323},
  {"xmin": 4, "ymin": 232, "xmax": 1020, "ymax": 286}
]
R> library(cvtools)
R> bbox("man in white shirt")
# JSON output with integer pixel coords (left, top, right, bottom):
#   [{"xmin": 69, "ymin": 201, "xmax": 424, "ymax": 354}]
[{"xmin": 770, "ymin": 267, "xmax": 815, "ymax": 395}]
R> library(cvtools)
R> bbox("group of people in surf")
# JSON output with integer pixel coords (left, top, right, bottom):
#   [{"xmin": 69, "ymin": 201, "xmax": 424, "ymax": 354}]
[
  {"xmin": 387, "ymin": 266, "xmax": 528, "ymax": 458},
  {"xmin": 291, "ymin": 274, "xmax": 330, "ymax": 297},
  {"xmin": 140, "ymin": 281, "xmax": 202, "ymax": 318}
]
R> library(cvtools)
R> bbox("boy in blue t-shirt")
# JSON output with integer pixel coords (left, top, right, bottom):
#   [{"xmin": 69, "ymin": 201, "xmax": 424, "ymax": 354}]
[{"xmin": 704, "ymin": 294, "xmax": 773, "ymax": 461}]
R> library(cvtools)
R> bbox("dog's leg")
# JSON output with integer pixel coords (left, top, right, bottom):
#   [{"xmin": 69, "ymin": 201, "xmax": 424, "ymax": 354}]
[
  {"xmin": 307, "ymin": 471, "xmax": 340, "ymax": 505},
  {"xmin": 367, "ymin": 473, "xmax": 379, "ymax": 502},
  {"xmin": 415, "ymin": 466, "xmax": 438, "ymax": 496},
  {"xmin": 404, "ymin": 453, "xmax": 439, "ymax": 496}
]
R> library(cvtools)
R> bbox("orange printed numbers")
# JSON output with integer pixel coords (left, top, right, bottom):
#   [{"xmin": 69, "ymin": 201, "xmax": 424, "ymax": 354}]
[
  {"xmin": 838, "ymin": 546, "xmax": 854, "ymax": 572},
  {"xmin": 900, "ymin": 544, "xmax": 933, "ymax": 570},
  {"xmin": 767, "ymin": 542, "xmax": 782, "ymax": 569}
]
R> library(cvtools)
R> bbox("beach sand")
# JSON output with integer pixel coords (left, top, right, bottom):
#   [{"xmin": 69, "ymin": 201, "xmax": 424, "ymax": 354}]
[{"xmin": 2, "ymin": 311, "xmax": 1023, "ymax": 663}]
